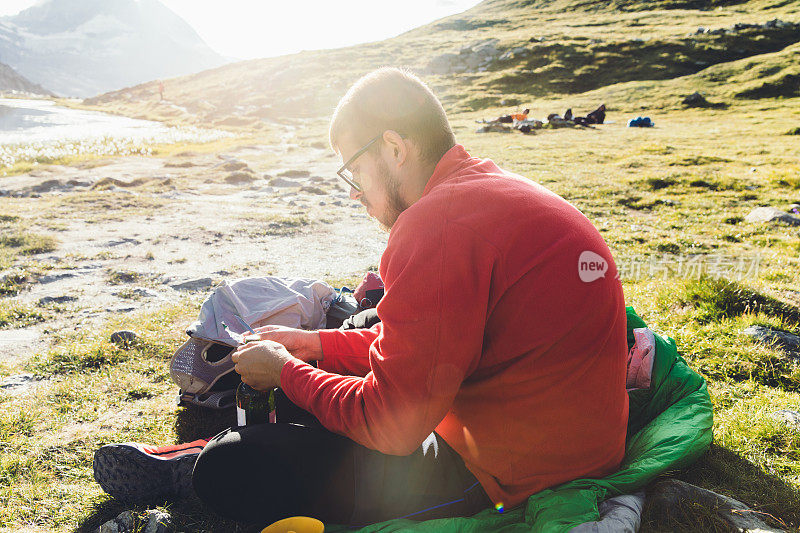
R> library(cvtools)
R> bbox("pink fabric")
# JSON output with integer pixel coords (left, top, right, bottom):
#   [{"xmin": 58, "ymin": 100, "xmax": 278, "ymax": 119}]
[
  {"xmin": 626, "ymin": 328, "xmax": 655, "ymax": 391},
  {"xmin": 354, "ymin": 272, "xmax": 384, "ymax": 304}
]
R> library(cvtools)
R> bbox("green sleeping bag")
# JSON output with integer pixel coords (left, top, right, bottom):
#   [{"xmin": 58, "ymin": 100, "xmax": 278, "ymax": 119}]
[{"xmin": 327, "ymin": 306, "xmax": 714, "ymax": 533}]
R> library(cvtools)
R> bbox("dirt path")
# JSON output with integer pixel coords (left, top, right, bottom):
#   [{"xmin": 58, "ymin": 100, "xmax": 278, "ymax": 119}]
[{"xmin": 0, "ymin": 124, "xmax": 387, "ymax": 377}]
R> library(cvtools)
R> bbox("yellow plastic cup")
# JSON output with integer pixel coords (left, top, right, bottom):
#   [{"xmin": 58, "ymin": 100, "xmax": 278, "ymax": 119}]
[{"xmin": 261, "ymin": 516, "xmax": 324, "ymax": 533}]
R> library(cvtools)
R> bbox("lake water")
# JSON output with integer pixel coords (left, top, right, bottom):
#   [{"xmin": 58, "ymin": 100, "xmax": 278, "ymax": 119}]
[
  {"xmin": 0, "ymin": 98, "xmax": 170, "ymax": 145},
  {"xmin": 0, "ymin": 98, "xmax": 231, "ymax": 169}
]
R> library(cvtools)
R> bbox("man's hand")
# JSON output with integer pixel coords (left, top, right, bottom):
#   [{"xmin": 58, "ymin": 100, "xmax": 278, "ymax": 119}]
[
  {"xmin": 232, "ymin": 340, "xmax": 294, "ymax": 391},
  {"xmin": 253, "ymin": 325, "xmax": 323, "ymax": 363}
]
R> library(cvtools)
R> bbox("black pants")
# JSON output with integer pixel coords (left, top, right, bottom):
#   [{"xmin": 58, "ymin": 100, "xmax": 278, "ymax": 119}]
[{"xmin": 192, "ymin": 389, "xmax": 492, "ymax": 526}]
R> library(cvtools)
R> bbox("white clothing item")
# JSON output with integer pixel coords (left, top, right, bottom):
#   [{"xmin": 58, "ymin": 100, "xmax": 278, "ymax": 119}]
[{"xmin": 187, "ymin": 277, "xmax": 336, "ymax": 346}]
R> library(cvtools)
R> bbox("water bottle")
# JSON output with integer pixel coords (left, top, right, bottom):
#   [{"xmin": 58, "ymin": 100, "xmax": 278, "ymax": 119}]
[{"xmin": 236, "ymin": 382, "xmax": 276, "ymax": 426}]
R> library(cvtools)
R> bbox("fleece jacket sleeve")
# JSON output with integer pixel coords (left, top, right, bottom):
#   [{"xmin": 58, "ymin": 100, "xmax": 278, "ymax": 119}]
[
  {"xmin": 317, "ymin": 323, "xmax": 382, "ymax": 377},
  {"xmin": 280, "ymin": 216, "xmax": 497, "ymax": 455}
]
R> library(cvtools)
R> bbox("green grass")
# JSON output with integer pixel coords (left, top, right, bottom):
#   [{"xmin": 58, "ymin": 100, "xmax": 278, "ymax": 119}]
[
  {"xmin": 0, "ymin": 301, "xmax": 244, "ymax": 531},
  {"xmin": 106, "ymin": 269, "xmax": 143, "ymax": 285},
  {"xmin": 0, "ymin": 0, "xmax": 798, "ymax": 530},
  {"xmin": 0, "ymin": 300, "xmax": 44, "ymax": 329},
  {"xmin": 243, "ymin": 213, "xmax": 311, "ymax": 236}
]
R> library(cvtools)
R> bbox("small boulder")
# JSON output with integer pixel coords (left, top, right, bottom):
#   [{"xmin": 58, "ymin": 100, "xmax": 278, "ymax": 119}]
[
  {"xmin": 269, "ymin": 177, "xmax": 300, "ymax": 188},
  {"xmin": 300, "ymin": 185, "xmax": 326, "ymax": 195},
  {"xmin": 220, "ymin": 160, "xmax": 249, "ymax": 171},
  {"xmin": 38, "ymin": 295, "xmax": 77, "ymax": 305},
  {"xmin": 30, "ymin": 179, "xmax": 63, "ymax": 193},
  {"xmin": 143, "ymin": 509, "xmax": 172, "ymax": 533},
  {"xmin": 38, "ymin": 272, "xmax": 76, "ymax": 284},
  {"xmin": 771, "ymin": 409, "xmax": 800, "ymax": 429},
  {"xmin": 110, "ymin": 330, "xmax": 138, "ymax": 348},
  {"xmin": 224, "ymin": 171, "xmax": 256, "ymax": 184},
  {"xmin": 743, "ymin": 325, "xmax": 800, "ymax": 359},
  {"xmin": 745, "ymin": 207, "xmax": 800, "ymax": 226},
  {"xmin": 682, "ymin": 92, "xmax": 708, "ymax": 107},
  {"xmin": 170, "ymin": 277, "xmax": 214, "ymax": 292},
  {"xmin": 646, "ymin": 479, "xmax": 785, "ymax": 532},
  {"xmin": 115, "ymin": 511, "xmax": 135, "ymax": 531},
  {"xmin": 98, "ymin": 520, "xmax": 119, "ymax": 533},
  {"xmin": 98, "ymin": 509, "xmax": 135, "ymax": 533},
  {"xmin": 277, "ymin": 169, "xmax": 310, "ymax": 178}
]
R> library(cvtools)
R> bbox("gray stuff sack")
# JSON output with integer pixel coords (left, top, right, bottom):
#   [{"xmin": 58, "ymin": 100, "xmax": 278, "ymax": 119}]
[
  {"xmin": 186, "ymin": 277, "xmax": 335, "ymax": 345},
  {"xmin": 170, "ymin": 277, "xmax": 335, "ymax": 400}
]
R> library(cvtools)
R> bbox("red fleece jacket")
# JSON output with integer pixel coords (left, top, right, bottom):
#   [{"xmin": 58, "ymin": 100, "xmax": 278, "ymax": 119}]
[{"xmin": 280, "ymin": 144, "xmax": 629, "ymax": 510}]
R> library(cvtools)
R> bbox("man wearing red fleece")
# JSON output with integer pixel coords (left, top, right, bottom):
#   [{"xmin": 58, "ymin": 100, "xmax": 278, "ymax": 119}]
[
  {"xmin": 95, "ymin": 67, "xmax": 628, "ymax": 527},
  {"xmin": 205, "ymin": 67, "xmax": 630, "ymax": 525}
]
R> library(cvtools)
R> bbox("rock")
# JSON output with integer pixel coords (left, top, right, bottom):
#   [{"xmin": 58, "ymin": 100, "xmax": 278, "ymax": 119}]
[
  {"xmin": 38, "ymin": 272, "xmax": 76, "ymax": 284},
  {"xmin": 220, "ymin": 160, "xmax": 249, "ymax": 171},
  {"xmin": 771, "ymin": 409, "xmax": 800, "ymax": 429},
  {"xmin": 427, "ymin": 53, "xmax": 460, "ymax": 74},
  {"xmin": 745, "ymin": 207, "xmax": 800, "ymax": 226},
  {"xmin": 224, "ymin": 171, "xmax": 256, "ymax": 184},
  {"xmin": 300, "ymin": 185, "xmax": 326, "ymax": 195},
  {"xmin": 38, "ymin": 295, "xmax": 77, "ymax": 305},
  {"xmin": 426, "ymin": 39, "xmax": 501, "ymax": 74},
  {"xmin": 98, "ymin": 510, "xmax": 137, "ymax": 533},
  {"xmin": 743, "ymin": 325, "xmax": 800, "ymax": 359},
  {"xmin": 107, "ymin": 238, "xmax": 142, "ymax": 247},
  {"xmin": 682, "ymin": 91, "xmax": 708, "ymax": 107},
  {"xmin": 0, "ymin": 373, "xmax": 37, "ymax": 390},
  {"xmin": 143, "ymin": 509, "xmax": 171, "ymax": 533},
  {"xmin": 110, "ymin": 330, "xmax": 138, "ymax": 348},
  {"xmin": 115, "ymin": 510, "xmax": 135, "ymax": 530},
  {"xmin": 170, "ymin": 277, "xmax": 214, "ymax": 292},
  {"xmin": 269, "ymin": 177, "xmax": 300, "ymax": 188},
  {"xmin": 646, "ymin": 479, "xmax": 785, "ymax": 532},
  {"xmin": 30, "ymin": 179, "xmax": 63, "ymax": 193},
  {"xmin": 765, "ymin": 18, "xmax": 790, "ymax": 29},
  {"xmin": 99, "ymin": 520, "xmax": 119, "ymax": 533},
  {"xmin": 106, "ymin": 305, "xmax": 137, "ymax": 313},
  {"xmin": 277, "ymin": 169, "xmax": 310, "ymax": 178}
]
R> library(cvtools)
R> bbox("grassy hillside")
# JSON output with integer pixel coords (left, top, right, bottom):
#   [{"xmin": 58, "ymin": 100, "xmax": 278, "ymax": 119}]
[{"xmin": 80, "ymin": 0, "xmax": 800, "ymax": 127}]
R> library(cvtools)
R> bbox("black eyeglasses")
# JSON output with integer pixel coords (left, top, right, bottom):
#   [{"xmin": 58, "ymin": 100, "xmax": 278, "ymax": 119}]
[{"xmin": 336, "ymin": 134, "xmax": 382, "ymax": 193}]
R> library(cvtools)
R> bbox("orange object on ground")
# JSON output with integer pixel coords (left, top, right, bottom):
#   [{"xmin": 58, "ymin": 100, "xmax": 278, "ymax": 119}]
[
  {"xmin": 261, "ymin": 516, "xmax": 324, "ymax": 533},
  {"xmin": 511, "ymin": 108, "xmax": 529, "ymax": 121}
]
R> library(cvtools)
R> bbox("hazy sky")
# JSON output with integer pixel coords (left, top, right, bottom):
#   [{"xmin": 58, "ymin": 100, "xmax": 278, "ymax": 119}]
[{"xmin": 0, "ymin": 0, "xmax": 483, "ymax": 60}]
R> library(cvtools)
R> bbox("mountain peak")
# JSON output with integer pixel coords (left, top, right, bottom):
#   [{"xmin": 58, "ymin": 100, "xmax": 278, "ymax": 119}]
[{"xmin": 0, "ymin": 0, "xmax": 227, "ymax": 97}]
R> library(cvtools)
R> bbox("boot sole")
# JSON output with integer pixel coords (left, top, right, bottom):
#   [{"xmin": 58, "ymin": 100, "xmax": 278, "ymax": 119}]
[{"xmin": 93, "ymin": 444, "xmax": 197, "ymax": 503}]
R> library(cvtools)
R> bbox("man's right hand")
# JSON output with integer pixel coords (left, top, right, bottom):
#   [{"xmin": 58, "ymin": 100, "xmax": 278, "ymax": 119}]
[{"xmin": 253, "ymin": 325, "xmax": 323, "ymax": 363}]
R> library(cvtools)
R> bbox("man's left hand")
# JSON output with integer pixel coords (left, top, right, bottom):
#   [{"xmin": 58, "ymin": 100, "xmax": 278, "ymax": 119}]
[{"xmin": 231, "ymin": 340, "xmax": 295, "ymax": 391}]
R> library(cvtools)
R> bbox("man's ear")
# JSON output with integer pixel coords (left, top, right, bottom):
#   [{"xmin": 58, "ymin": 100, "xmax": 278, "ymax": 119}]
[{"xmin": 382, "ymin": 130, "xmax": 408, "ymax": 168}]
